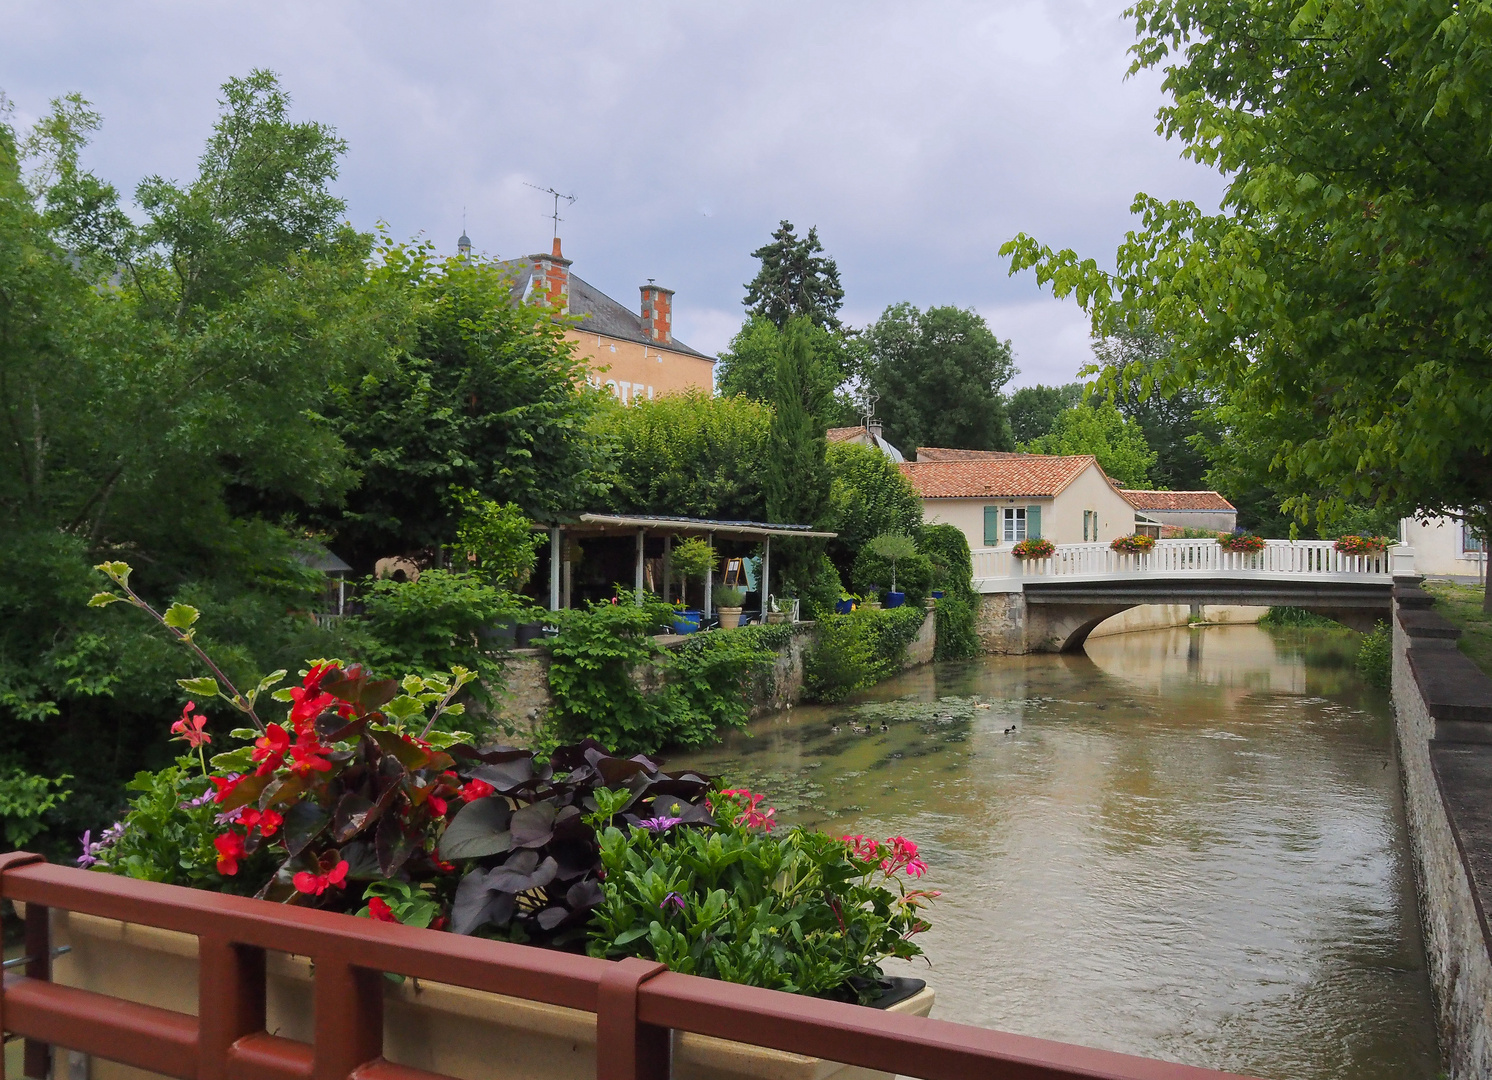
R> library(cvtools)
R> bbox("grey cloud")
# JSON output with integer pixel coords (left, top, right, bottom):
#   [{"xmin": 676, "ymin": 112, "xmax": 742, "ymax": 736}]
[{"xmin": 1, "ymin": 0, "xmax": 1225, "ymax": 382}]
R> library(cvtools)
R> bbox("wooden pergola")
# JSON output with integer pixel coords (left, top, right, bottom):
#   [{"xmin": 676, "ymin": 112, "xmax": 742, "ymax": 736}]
[{"xmin": 534, "ymin": 514, "xmax": 836, "ymax": 618}]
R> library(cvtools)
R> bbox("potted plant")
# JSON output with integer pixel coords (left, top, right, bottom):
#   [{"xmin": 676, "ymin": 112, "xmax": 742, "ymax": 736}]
[
  {"xmin": 1334, "ymin": 534, "xmax": 1392, "ymax": 555},
  {"xmin": 1012, "ymin": 537, "xmax": 1057, "ymax": 559},
  {"xmin": 1217, "ymin": 530, "xmax": 1265, "ymax": 553},
  {"xmin": 834, "ymin": 590, "xmax": 857, "ymax": 615},
  {"xmin": 54, "ymin": 563, "xmax": 937, "ymax": 1080},
  {"xmin": 865, "ymin": 533, "xmax": 918, "ymax": 609},
  {"xmin": 1108, "ymin": 534, "xmax": 1154, "ymax": 555},
  {"xmin": 714, "ymin": 584, "xmax": 748, "ymax": 628},
  {"xmin": 767, "ymin": 596, "xmax": 797, "ymax": 624},
  {"xmin": 669, "ymin": 537, "xmax": 715, "ymax": 629}
]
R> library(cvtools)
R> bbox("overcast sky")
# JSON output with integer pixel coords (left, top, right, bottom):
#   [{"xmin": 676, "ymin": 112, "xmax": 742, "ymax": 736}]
[{"xmin": 2, "ymin": 1, "xmax": 1225, "ymax": 386}]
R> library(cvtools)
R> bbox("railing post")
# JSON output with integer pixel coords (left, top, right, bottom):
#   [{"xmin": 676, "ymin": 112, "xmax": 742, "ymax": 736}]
[
  {"xmin": 313, "ymin": 960, "xmax": 383, "ymax": 1080},
  {"xmin": 597, "ymin": 957, "xmax": 670, "ymax": 1080},
  {"xmin": 0, "ymin": 853, "xmax": 46, "ymax": 1080},
  {"xmin": 199, "ymin": 937, "xmax": 266, "ymax": 1080}
]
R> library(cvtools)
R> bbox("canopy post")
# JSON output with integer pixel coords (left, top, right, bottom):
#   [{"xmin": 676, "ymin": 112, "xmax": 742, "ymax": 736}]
[
  {"xmin": 704, "ymin": 532, "xmax": 714, "ymax": 620},
  {"xmin": 635, "ymin": 529, "xmax": 646, "ymax": 606},
  {"xmin": 662, "ymin": 535, "xmax": 673, "ymax": 606},
  {"xmin": 549, "ymin": 528, "xmax": 562, "ymax": 612},
  {"xmin": 761, "ymin": 536, "xmax": 771, "ymax": 618},
  {"xmin": 563, "ymin": 543, "xmax": 573, "ymax": 609}
]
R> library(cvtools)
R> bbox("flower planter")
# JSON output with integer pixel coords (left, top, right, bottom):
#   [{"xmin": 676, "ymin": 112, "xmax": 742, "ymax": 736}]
[
  {"xmin": 38, "ymin": 905, "xmax": 934, "ymax": 1080},
  {"xmin": 671, "ymin": 610, "xmax": 702, "ymax": 634},
  {"xmin": 884, "ymin": 591, "xmax": 906, "ymax": 609},
  {"xmin": 716, "ymin": 605, "xmax": 744, "ymax": 629},
  {"xmin": 515, "ymin": 622, "xmax": 551, "ymax": 647},
  {"xmin": 930, "ymin": 591, "xmax": 945, "ymax": 600},
  {"xmin": 765, "ymin": 611, "xmax": 790, "ymax": 624},
  {"xmin": 861, "ymin": 601, "xmax": 882, "ymax": 612},
  {"xmin": 479, "ymin": 618, "xmax": 518, "ymax": 647},
  {"xmin": 834, "ymin": 599, "xmax": 856, "ymax": 614}
]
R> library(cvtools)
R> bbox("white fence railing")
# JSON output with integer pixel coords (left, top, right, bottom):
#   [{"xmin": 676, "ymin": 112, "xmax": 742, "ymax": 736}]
[{"xmin": 971, "ymin": 539, "xmax": 1411, "ymax": 588}]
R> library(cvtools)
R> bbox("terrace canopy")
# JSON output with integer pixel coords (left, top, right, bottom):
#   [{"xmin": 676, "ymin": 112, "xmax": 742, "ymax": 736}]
[{"xmin": 534, "ymin": 513, "xmax": 837, "ymax": 617}]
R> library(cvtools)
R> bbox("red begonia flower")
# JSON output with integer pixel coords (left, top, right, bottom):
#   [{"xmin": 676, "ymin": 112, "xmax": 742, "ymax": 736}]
[
  {"xmin": 367, "ymin": 896, "xmax": 397, "ymax": 923},
  {"xmin": 214, "ymin": 831, "xmax": 245, "ymax": 876},
  {"xmin": 459, "ymin": 778, "xmax": 495, "ymax": 802},
  {"xmin": 292, "ymin": 859, "xmax": 349, "ymax": 896}
]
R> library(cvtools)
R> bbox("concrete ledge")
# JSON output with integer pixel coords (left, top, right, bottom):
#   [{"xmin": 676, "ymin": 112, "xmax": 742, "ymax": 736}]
[
  {"xmin": 1432, "ymin": 742, "xmax": 1492, "ymax": 961},
  {"xmin": 1395, "ymin": 585, "xmax": 1436, "ymax": 610},
  {"xmin": 1409, "ymin": 648, "xmax": 1492, "ymax": 726},
  {"xmin": 1398, "ymin": 607, "xmax": 1465, "ymax": 641}
]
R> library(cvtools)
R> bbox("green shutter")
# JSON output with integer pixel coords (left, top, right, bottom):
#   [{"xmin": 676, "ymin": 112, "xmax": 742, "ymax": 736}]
[
  {"xmin": 984, "ymin": 506, "xmax": 999, "ymax": 547},
  {"xmin": 1026, "ymin": 505, "xmax": 1042, "ymax": 540}
]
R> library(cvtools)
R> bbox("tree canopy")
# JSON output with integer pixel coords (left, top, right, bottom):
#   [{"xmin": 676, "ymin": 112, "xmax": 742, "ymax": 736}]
[
  {"xmin": 1002, "ymin": 1, "xmax": 1492, "ymax": 558},
  {"xmin": 825, "ymin": 441, "xmax": 923, "ymax": 572},
  {"xmin": 864, "ymin": 303, "xmax": 1015, "ymax": 455},
  {"xmin": 1022, "ymin": 401, "xmax": 1157, "ymax": 489},
  {"xmin": 1008, "ymin": 383, "xmax": 1084, "ymax": 444},
  {"xmin": 741, "ymin": 220, "xmax": 845, "ymax": 331},
  {"xmin": 713, "ymin": 315, "xmax": 858, "ymax": 424}
]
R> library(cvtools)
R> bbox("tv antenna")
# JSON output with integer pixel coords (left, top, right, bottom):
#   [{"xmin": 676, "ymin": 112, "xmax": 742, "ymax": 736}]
[
  {"xmin": 524, "ymin": 183, "xmax": 576, "ymax": 240},
  {"xmin": 859, "ymin": 387, "xmax": 881, "ymax": 430}
]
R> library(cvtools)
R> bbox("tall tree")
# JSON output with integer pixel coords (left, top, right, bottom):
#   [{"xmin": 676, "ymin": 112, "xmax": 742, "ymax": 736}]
[
  {"xmin": 825, "ymin": 441, "xmax": 923, "ymax": 574},
  {"xmin": 742, "ymin": 220, "xmax": 845, "ymax": 331},
  {"xmin": 1008, "ymin": 383, "xmax": 1085, "ymax": 444},
  {"xmin": 764, "ymin": 319, "xmax": 833, "ymax": 591},
  {"xmin": 1021, "ymin": 401, "xmax": 1157, "ymax": 489},
  {"xmin": 1003, "ymin": 1, "xmax": 1492, "ymax": 605},
  {"xmin": 714, "ymin": 315, "xmax": 859, "ymax": 424},
  {"xmin": 864, "ymin": 303, "xmax": 1015, "ymax": 455}
]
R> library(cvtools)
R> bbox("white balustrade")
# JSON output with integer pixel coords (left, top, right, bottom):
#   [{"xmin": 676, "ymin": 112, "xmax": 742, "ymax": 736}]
[{"xmin": 972, "ymin": 538, "xmax": 1407, "ymax": 591}]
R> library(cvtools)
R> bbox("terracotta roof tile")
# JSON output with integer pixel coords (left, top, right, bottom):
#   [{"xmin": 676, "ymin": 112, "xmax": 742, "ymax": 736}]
[
  {"xmin": 914, "ymin": 447, "xmax": 1025, "ymax": 461},
  {"xmin": 900, "ymin": 454, "xmax": 1099, "ymax": 498},
  {"xmin": 1120, "ymin": 490, "xmax": 1236, "ymax": 511},
  {"xmin": 826, "ymin": 426, "xmax": 867, "ymax": 443}
]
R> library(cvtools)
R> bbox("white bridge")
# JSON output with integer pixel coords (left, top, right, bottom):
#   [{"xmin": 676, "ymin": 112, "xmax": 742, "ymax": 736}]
[{"xmin": 968, "ymin": 539, "xmax": 1414, "ymax": 652}]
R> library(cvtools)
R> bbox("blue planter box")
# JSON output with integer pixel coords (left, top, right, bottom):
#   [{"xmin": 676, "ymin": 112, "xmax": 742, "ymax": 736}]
[
  {"xmin": 931, "ymin": 590, "xmax": 945, "ymax": 600},
  {"xmin": 671, "ymin": 610, "xmax": 702, "ymax": 634},
  {"xmin": 885, "ymin": 592, "xmax": 906, "ymax": 609},
  {"xmin": 834, "ymin": 599, "xmax": 855, "ymax": 614}
]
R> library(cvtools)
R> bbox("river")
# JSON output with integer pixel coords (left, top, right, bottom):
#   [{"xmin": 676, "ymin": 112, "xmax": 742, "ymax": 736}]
[{"xmin": 665, "ymin": 623, "xmax": 1440, "ymax": 1080}]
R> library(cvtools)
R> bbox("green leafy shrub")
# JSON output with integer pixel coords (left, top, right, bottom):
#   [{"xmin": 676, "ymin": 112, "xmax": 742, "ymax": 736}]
[
  {"xmin": 1258, "ymin": 606, "xmax": 1341, "ymax": 629},
  {"xmin": 933, "ymin": 597, "xmax": 978, "ymax": 661},
  {"xmin": 546, "ymin": 597, "xmax": 774, "ymax": 755},
  {"xmin": 452, "ymin": 491, "xmax": 546, "ymax": 589},
  {"xmin": 850, "ymin": 547, "xmax": 933, "ymax": 604},
  {"xmin": 1357, "ymin": 622, "xmax": 1391, "ymax": 688},
  {"xmin": 826, "ymin": 442, "xmax": 923, "ymax": 568},
  {"xmin": 790, "ymin": 553, "xmax": 845, "ymax": 620},
  {"xmin": 804, "ymin": 605, "xmax": 928, "ymax": 702},
  {"xmin": 587, "ymin": 791, "xmax": 934, "ymax": 1002},
  {"xmin": 917, "ymin": 524, "xmax": 974, "ymax": 598}
]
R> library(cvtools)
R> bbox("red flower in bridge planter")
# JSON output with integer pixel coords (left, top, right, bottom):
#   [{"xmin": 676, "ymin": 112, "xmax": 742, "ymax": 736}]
[
  {"xmin": 293, "ymin": 859, "xmax": 349, "ymax": 897},
  {"xmin": 214, "ymin": 831, "xmax": 245, "ymax": 876},
  {"xmin": 367, "ymin": 896, "xmax": 397, "ymax": 923},
  {"xmin": 251, "ymin": 724, "xmax": 290, "ymax": 774}
]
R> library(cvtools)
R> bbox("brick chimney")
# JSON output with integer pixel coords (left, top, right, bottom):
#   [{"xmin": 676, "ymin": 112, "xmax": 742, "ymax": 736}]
[
  {"xmin": 639, "ymin": 281, "xmax": 674, "ymax": 344},
  {"xmin": 530, "ymin": 237, "xmax": 572, "ymax": 312}
]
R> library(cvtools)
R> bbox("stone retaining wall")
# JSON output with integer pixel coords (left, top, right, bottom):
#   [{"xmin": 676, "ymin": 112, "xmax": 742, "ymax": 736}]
[{"xmin": 1391, "ymin": 583, "xmax": 1492, "ymax": 1079}]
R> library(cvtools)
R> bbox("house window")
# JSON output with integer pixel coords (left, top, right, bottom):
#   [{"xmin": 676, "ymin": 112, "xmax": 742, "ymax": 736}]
[
  {"xmin": 1003, "ymin": 508, "xmax": 1027, "ymax": 543},
  {"xmin": 1083, "ymin": 510, "xmax": 1098, "ymax": 542},
  {"xmin": 1465, "ymin": 524, "xmax": 1486, "ymax": 554}
]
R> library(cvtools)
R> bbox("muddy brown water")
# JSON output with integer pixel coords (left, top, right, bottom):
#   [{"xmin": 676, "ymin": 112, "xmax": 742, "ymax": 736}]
[{"xmin": 665, "ymin": 624, "xmax": 1440, "ymax": 1080}]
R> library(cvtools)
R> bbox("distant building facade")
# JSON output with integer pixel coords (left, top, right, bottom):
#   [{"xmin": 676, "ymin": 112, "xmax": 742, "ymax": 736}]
[
  {"xmin": 493, "ymin": 238, "xmax": 715, "ymax": 403},
  {"xmin": 900, "ymin": 450, "xmax": 1136, "ymax": 550},
  {"xmin": 826, "ymin": 421, "xmax": 905, "ymax": 462},
  {"xmin": 1401, "ymin": 514, "xmax": 1486, "ymax": 578}
]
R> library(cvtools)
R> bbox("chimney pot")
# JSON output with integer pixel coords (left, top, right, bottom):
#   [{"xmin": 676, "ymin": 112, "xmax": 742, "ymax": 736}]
[
  {"xmin": 552, "ymin": 237, "xmax": 563, "ymax": 259},
  {"xmin": 531, "ymin": 237, "xmax": 572, "ymax": 313}
]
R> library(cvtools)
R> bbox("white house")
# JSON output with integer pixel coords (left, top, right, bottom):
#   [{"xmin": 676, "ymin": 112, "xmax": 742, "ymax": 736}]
[
  {"xmin": 1401, "ymin": 514, "xmax": 1486, "ymax": 579},
  {"xmin": 900, "ymin": 450, "xmax": 1137, "ymax": 550}
]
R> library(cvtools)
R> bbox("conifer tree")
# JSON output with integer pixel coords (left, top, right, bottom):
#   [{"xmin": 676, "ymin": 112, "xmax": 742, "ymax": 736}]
[
  {"xmin": 764, "ymin": 319, "xmax": 833, "ymax": 596},
  {"xmin": 742, "ymin": 221, "xmax": 845, "ymax": 331}
]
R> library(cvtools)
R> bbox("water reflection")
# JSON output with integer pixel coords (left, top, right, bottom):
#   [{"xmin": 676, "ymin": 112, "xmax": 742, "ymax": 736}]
[{"xmin": 665, "ymin": 624, "xmax": 1438, "ymax": 1080}]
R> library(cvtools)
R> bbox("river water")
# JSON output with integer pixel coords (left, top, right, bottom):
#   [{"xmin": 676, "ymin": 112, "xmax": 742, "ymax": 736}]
[{"xmin": 666, "ymin": 624, "xmax": 1440, "ymax": 1080}]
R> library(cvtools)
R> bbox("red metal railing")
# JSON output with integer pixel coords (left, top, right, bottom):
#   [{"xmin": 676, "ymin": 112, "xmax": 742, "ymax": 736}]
[{"xmin": 0, "ymin": 852, "xmax": 1262, "ymax": 1080}]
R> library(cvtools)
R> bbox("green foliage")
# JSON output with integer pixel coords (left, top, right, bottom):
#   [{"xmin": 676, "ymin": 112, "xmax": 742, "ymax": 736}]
[
  {"xmin": 1258, "ymin": 607, "xmax": 1341, "ymax": 629},
  {"xmin": 792, "ymin": 554, "xmax": 846, "ymax": 621},
  {"xmin": 1356, "ymin": 622, "xmax": 1392, "ymax": 690},
  {"xmin": 865, "ymin": 303, "xmax": 1015, "ymax": 454},
  {"xmin": 452, "ymin": 491, "xmax": 544, "ymax": 589},
  {"xmin": 863, "ymin": 533, "xmax": 918, "ymax": 592},
  {"xmin": 588, "ymin": 809, "xmax": 933, "ymax": 1001},
  {"xmin": 714, "ymin": 585, "xmax": 748, "ymax": 608},
  {"xmin": 916, "ymin": 524, "xmax": 974, "ymax": 599},
  {"xmin": 826, "ymin": 441, "xmax": 923, "ymax": 573},
  {"xmin": 715, "ymin": 318, "xmax": 860, "ymax": 424},
  {"xmin": 765, "ymin": 319, "xmax": 834, "ymax": 595},
  {"xmin": 1021, "ymin": 400, "xmax": 1157, "ymax": 488},
  {"xmin": 322, "ymin": 246, "xmax": 614, "ymax": 568},
  {"xmin": 804, "ymin": 606, "xmax": 928, "ymax": 703},
  {"xmin": 357, "ymin": 571, "xmax": 517, "ymax": 702},
  {"xmin": 1008, "ymin": 383, "xmax": 1085, "ymax": 444},
  {"xmin": 851, "ymin": 547, "xmax": 932, "ymax": 604},
  {"xmin": 671, "ymin": 538, "xmax": 718, "ymax": 583},
  {"xmin": 1002, "ymin": 1, "xmax": 1492, "ymax": 544},
  {"xmin": 595, "ymin": 390, "xmax": 772, "ymax": 521},
  {"xmin": 0, "ymin": 768, "xmax": 70, "ymax": 848},
  {"xmin": 741, "ymin": 220, "xmax": 845, "ymax": 331},
  {"xmin": 933, "ymin": 597, "xmax": 978, "ymax": 661},
  {"xmin": 545, "ymin": 599, "xmax": 773, "ymax": 755}
]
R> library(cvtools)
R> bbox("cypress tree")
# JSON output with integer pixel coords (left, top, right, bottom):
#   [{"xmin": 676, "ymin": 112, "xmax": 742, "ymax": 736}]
[{"xmin": 764, "ymin": 319, "xmax": 833, "ymax": 598}]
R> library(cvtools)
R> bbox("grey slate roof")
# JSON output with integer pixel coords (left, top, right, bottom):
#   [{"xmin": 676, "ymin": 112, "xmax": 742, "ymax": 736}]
[{"xmin": 498, "ymin": 257, "xmax": 714, "ymax": 361}]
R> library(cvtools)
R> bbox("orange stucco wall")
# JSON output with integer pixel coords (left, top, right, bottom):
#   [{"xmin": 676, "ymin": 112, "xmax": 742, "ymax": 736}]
[{"xmin": 566, "ymin": 330, "xmax": 715, "ymax": 405}]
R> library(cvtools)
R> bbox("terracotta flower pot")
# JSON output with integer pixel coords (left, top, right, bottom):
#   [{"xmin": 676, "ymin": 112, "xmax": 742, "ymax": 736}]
[
  {"xmin": 35, "ymin": 907, "xmax": 934, "ymax": 1080},
  {"xmin": 716, "ymin": 606, "xmax": 744, "ymax": 629}
]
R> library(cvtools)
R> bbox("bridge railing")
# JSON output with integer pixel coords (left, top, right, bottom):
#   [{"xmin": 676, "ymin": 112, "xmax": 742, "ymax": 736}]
[{"xmin": 972, "ymin": 539, "xmax": 1409, "ymax": 585}]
